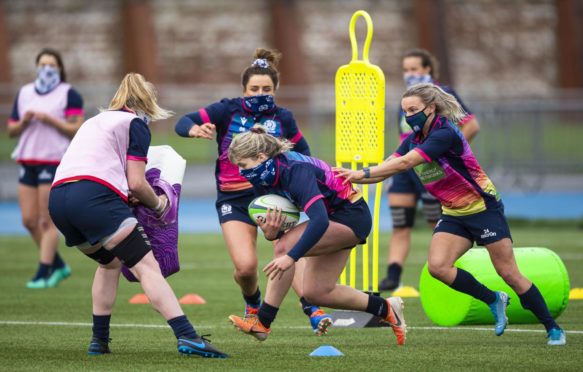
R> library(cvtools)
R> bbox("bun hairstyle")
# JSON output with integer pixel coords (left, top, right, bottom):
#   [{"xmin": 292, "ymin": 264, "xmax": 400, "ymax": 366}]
[
  {"xmin": 108, "ymin": 73, "xmax": 173, "ymax": 121},
  {"xmin": 241, "ymin": 48, "xmax": 282, "ymax": 90},
  {"xmin": 403, "ymin": 48, "xmax": 440, "ymax": 80},
  {"xmin": 403, "ymin": 83, "xmax": 467, "ymax": 124},
  {"xmin": 228, "ymin": 124, "xmax": 293, "ymax": 163}
]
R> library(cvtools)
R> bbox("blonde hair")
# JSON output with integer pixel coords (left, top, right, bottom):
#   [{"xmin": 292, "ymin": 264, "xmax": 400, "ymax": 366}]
[
  {"xmin": 228, "ymin": 125, "xmax": 293, "ymax": 163},
  {"xmin": 402, "ymin": 83, "xmax": 467, "ymax": 124},
  {"xmin": 108, "ymin": 73, "xmax": 173, "ymax": 121}
]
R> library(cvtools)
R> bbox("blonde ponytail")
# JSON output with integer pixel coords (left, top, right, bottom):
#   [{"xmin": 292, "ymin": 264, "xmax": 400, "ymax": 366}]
[
  {"xmin": 402, "ymin": 83, "xmax": 467, "ymax": 124},
  {"xmin": 108, "ymin": 73, "xmax": 173, "ymax": 121},
  {"xmin": 228, "ymin": 124, "xmax": 293, "ymax": 163}
]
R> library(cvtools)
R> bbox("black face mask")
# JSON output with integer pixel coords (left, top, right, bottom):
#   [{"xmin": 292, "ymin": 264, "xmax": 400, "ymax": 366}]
[{"xmin": 405, "ymin": 106, "xmax": 429, "ymax": 133}]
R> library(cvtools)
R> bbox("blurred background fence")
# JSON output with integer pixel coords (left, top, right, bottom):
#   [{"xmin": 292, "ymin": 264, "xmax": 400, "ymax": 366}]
[
  {"xmin": 1, "ymin": 82, "xmax": 582, "ymax": 199},
  {"xmin": 0, "ymin": 0, "xmax": 582, "ymax": 200}
]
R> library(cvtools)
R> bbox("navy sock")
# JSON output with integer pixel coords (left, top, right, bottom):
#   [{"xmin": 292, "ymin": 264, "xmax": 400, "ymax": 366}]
[
  {"xmin": 243, "ymin": 288, "xmax": 261, "ymax": 307},
  {"xmin": 300, "ymin": 297, "xmax": 319, "ymax": 316},
  {"xmin": 365, "ymin": 294, "xmax": 388, "ymax": 319},
  {"xmin": 387, "ymin": 263, "xmax": 402, "ymax": 283},
  {"xmin": 33, "ymin": 263, "xmax": 51, "ymax": 280},
  {"xmin": 450, "ymin": 268, "xmax": 497, "ymax": 304},
  {"xmin": 168, "ymin": 315, "xmax": 198, "ymax": 339},
  {"xmin": 92, "ymin": 314, "xmax": 111, "ymax": 342},
  {"xmin": 258, "ymin": 302, "xmax": 279, "ymax": 329},
  {"xmin": 52, "ymin": 253, "xmax": 66, "ymax": 270},
  {"xmin": 519, "ymin": 284, "xmax": 559, "ymax": 332}
]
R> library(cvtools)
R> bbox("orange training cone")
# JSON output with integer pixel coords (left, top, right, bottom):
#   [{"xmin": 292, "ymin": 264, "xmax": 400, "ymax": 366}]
[
  {"xmin": 179, "ymin": 294, "xmax": 207, "ymax": 305},
  {"xmin": 129, "ymin": 293, "xmax": 150, "ymax": 304}
]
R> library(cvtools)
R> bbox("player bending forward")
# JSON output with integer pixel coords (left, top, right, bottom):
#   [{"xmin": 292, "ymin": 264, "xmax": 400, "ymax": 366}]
[{"xmin": 227, "ymin": 125, "xmax": 406, "ymax": 346}]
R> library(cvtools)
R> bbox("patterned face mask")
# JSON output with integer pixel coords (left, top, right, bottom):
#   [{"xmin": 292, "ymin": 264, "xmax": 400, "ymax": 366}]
[
  {"xmin": 243, "ymin": 94, "xmax": 275, "ymax": 115},
  {"xmin": 403, "ymin": 73, "xmax": 432, "ymax": 88},
  {"xmin": 239, "ymin": 158, "xmax": 276, "ymax": 187},
  {"xmin": 35, "ymin": 65, "xmax": 61, "ymax": 94}
]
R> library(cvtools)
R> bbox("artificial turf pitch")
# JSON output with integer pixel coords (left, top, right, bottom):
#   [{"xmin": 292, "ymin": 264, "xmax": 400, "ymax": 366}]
[{"xmin": 0, "ymin": 226, "xmax": 581, "ymax": 371}]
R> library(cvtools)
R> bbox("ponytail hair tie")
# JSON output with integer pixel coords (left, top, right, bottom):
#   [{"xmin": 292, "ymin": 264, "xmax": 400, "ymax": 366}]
[{"xmin": 252, "ymin": 58, "xmax": 270, "ymax": 69}]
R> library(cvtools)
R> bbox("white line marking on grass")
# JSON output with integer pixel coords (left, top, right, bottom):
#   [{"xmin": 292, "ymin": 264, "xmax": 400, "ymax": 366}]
[{"xmin": 1, "ymin": 320, "xmax": 582, "ymax": 335}]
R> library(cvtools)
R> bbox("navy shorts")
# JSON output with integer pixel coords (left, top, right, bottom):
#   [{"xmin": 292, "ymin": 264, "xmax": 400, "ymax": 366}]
[
  {"xmin": 330, "ymin": 198, "xmax": 372, "ymax": 245},
  {"xmin": 48, "ymin": 180, "xmax": 135, "ymax": 247},
  {"xmin": 215, "ymin": 189, "xmax": 257, "ymax": 226},
  {"xmin": 388, "ymin": 169, "xmax": 438, "ymax": 204},
  {"xmin": 433, "ymin": 203, "xmax": 512, "ymax": 246},
  {"xmin": 19, "ymin": 164, "xmax": 58, "ymax": 186}
]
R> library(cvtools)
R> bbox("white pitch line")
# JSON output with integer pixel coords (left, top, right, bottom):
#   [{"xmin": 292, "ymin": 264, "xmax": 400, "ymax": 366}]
[{"xmin": 1, "ymin": 320, "xmax": 582, "ymax": 335}]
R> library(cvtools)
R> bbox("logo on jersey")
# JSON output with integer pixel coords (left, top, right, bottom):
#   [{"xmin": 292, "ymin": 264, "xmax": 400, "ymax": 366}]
[
  {"xmin": 38, "ymin": 169, "xmax": 54, "ymax": 181},
  {"xmin": 413, "ymin": 162, "xmax": 445, "ymax": 184},
  {"xmin": 480, "ymin": 229, "xmax": 497, "ymax": 239},
  {"xmin": 221, "ymin": 204, "xmax": 233, "ymax": 216},
  {"xmin": 263, "ymin": 120, "xmax": 277, "ymax": 133}
]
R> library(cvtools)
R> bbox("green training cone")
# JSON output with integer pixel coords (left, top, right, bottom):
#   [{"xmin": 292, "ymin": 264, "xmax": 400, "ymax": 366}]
[{"xmin": 419, "ymin": 247, "xmax": 569, "ymax": 326}]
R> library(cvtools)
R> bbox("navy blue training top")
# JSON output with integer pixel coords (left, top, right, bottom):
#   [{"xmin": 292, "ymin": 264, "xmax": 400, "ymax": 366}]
[{"xmin": 175, "ymin": 97, "xmax": 310, "ymax": 193}]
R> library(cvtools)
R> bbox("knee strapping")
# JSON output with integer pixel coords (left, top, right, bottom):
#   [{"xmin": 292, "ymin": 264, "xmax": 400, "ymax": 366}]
[
  {"xmin": 422, "ymin": 201, "xmax": 442, "ymax": 223},
  {"xmin": 390, "ymin": 207, "xmax": 416, "ymax": 228},
  {"xmin": 85, "ymin": 247, "xmax": 116, "ymax": 265},
  {"xmin": 109, "ymin": 224, "xmax": 151, "ymax": 268}
]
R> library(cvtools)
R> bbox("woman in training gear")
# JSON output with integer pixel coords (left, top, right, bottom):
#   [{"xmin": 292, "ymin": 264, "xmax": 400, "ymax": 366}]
[
  {"xmin": 49, "ymin": 73, "xmax": 227, "ymax": 358},
  {"xmin": 227, "ymin": 125, "xmax": 406, "ymax": 346},
  {"xmin": 7, "ymin": 48, "xmax": 84, "ymax": 289},
  {"xmin": 381, "ymin": 48, "xmax": 480, "ymax": 292},
  {"xmin": 337, "ymin": 83, "xmax": 565, "ymax": 346},
  {"xmin": 175, "ymin": 48, "xmax": 332, "ymax": 334}
]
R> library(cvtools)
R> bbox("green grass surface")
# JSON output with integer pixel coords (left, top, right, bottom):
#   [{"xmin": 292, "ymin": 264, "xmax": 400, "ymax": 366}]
[{"xmin": 0, "ymin": 227, "xmax": 582, "ymax": 371}]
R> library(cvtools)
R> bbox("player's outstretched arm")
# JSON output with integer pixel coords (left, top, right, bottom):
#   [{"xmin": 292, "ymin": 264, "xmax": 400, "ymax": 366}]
[{"xmin": 335, "ymin": 150, "xmax": 425, "ymax": 184}]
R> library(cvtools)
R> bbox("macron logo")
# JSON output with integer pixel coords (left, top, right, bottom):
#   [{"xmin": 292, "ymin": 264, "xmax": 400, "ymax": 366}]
[{"xmin": 480, "ymin": 229, "xmax": 497, "ymax": 239}]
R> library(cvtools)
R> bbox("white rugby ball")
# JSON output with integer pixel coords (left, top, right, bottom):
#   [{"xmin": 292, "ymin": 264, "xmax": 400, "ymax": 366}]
[{"xmin": 248, "ymin": 194, "xmax": 300, "ymax": 231}]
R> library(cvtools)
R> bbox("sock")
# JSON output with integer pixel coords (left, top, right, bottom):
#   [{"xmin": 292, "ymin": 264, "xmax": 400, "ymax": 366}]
[
  {"xmin": 92, "ymin": 314, "xmax": 111, "ymax": 342},
  {"xmin": 32, "ymin": 263, "xmax": 51, "ymax": 280},
  {"xmin": 243, "ymin": 288, "xmax": 261, "ymax": 308},
  {"xmin": 168, "ymin": 315, "xmax": 198, "ymax": 339},
  {"xmin": 387, "ymin": 263, "xmax": 402, "ymax": 283},
  {"xmin": 365, "ymin": 294, "xmax": 388, "ymax": 319},
  {"xmin": 450, "ymin": 268, "xmax": 497, "ymax": 304},
  {"xmin": 519, "ymin": 284, "xmax": 559, "ymax": 332},
  {"xmin": 258, "ymin": 302, "xmax": 279, "ymax": 329},
  {"xmin": 52, "ymin": 253, "xmax": 66, "ymax": 270},
  {"xmin": 300, "ymin": 297, "xmax": 318, "ymax": 316}
]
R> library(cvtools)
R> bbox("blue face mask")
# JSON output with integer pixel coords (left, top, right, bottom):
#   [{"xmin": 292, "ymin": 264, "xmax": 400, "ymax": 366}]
[
  {"xmin": 35, "ymin": 65, "xmax": 61, "ymax": 94},
  {"xmin": 405, "ymin": 106, "xmax": 429, "ymax": 134},
  {"xmin": 240, "ymin": 158, "xmax": 276, "ymax": 187},
  {"xmin": 243, "ymin": 94, "xmax": 275, "ymax": 115},
  {"xmin": 403, "ymin": 73, "xmax": 432, "ymax": 88}
]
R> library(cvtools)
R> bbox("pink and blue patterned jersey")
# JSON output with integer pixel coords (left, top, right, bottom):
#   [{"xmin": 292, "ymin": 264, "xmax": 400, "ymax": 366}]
[
  {"xmin": 177, "ymin": 98, "xmax": 309, "ymax": 192},
  {"xmin": 255, "ymin": 151, "xmax": 362, "ymax": 214},
  {"xmin": 395, "ymin": 115, "xmax": 499, "ymax": 216}
]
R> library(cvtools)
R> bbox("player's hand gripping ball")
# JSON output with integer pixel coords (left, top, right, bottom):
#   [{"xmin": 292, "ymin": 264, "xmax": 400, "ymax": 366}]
[{"xmin": 248, "ymin": 194, "xmax": 300, "ymax": 232}]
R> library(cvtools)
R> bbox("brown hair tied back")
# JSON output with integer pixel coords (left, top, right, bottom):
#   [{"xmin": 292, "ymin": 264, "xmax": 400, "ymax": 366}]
[{"xmin": 241, "ymin": 48, "xmax": 282, "ymax": 90}]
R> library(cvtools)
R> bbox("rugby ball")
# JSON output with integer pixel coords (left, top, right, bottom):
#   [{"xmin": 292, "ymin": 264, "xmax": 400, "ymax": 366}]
[{"xmin": 248, "ymin": 194, "xmax": 300, "ymax": 231}]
